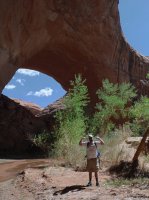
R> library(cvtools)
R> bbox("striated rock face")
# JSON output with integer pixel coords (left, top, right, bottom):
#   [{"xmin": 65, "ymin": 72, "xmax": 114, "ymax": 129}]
[
  {"xmin": 0, "ymin": 0, "xmax": 149, "ymax": 104},
  {"xmin": 0, "ymin": 95, "xmax": 47, "ymax": 155},
  {"xmin": 12, "ymin": 98, "xmax": 43, "ymax": 115},
  {"xmin": 37, "ymin": 98, "xmax": 65, "ymax": 126},
  {"xmin": 0, "ymin": 95, "xmax": 66, "ymax": 155}
]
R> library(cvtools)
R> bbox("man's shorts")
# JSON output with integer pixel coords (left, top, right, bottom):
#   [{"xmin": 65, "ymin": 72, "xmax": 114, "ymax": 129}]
[{"xmin": 87, "ymin": 158, "xmax": 99, "ymax": 172}]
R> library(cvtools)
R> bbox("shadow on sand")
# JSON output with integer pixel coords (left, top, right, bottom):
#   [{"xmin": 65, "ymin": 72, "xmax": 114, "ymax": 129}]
[{"xmin": 53, "ymin": 185, "xmax": 86, "ymax": 195}]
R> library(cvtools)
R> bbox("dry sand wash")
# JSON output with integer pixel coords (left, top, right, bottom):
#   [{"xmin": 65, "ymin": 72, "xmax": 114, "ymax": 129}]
[{"xmin": 0, "ymin": 159, "xmax": 149, "ymax": 200}]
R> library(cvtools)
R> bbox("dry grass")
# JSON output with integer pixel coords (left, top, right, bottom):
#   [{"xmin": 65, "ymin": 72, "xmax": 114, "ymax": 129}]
[
  {"xmin": 52, "ymin": 138, "xmax": 87, "ymax": 171},
  {"xmin": 139, "ymin": 155, "xmax": 149, "ymax": 172},
  {"xmin": 65, "ymin": 144, "xmax": 87, "ymax": 171},
  {"xmin": 100, "ymin": 126, "xmax": 132, "ymax": 168}
]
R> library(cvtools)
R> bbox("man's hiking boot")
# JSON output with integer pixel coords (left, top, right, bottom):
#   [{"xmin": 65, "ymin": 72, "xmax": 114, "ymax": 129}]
[
  {"xmin": 86, "ymin": 182, "xmax": 92, "ymax": 187},
  {"xmin": 96, "ymin": 182, "xmax": 100, "ymax": 187}
]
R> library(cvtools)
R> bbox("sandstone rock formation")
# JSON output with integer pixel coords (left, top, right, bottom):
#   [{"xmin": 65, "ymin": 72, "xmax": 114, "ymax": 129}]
[
  {"xmin": 0, "ymin": 95, "xmax": 47, "ymax": 155},
  {"xmin": 12, "ymin": 98, "xmax": 42, "ymax": 115},
  {"xmin": 0, "ymin": 0, "xmax": 149, "ymax": 104},
  {"xmin": 0, "ymin": 94, "xmax": 66, "ymax": 155},
  {"xmin": 0, "ymin": 0, "xmax": 149, "ymax": 155},
  {"xmin": 37, "ymin": 98, "xmax": 65, "ymax": 126}
]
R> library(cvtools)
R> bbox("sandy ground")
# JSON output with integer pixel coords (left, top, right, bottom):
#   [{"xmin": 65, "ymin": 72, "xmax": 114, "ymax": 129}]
[
  {"xmin": 0, "ymin": 159, "xmax": 50, "ymax": 182},
  {"xmin": 0, "ymin": 160, "xmax": 149, "ymax": 200}
]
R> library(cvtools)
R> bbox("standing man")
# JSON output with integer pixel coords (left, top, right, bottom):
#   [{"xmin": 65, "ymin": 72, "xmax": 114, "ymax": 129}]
[{"xmin": 79, "ymin": 134, "xmax": 104, "ymax": 187}]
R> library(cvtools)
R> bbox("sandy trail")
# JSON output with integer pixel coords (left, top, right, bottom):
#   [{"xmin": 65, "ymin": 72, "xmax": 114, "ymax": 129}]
[{"xmin": 0, "ymin": 160, "xmax": 149, "ymax": 200}]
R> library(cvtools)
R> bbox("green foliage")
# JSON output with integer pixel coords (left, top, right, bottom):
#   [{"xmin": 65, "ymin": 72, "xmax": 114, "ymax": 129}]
[
  {"xmin": 130, "ymin": 97, "xmax": 149, "ymax": 120},
  {"xmin": 128, "ymin": 123, "xmax": 144, "ymax": 136},
  {"xmin": 91, "ymin": 79, "xmax": 137, "ymax": 134},
  {"xmin": 33, "ymin": 130, "xmax": 55, "ymax": 153},
  {"xmin": 63, "ymin": 74, "xmax": 89, "ymax": 118},
  {"xmin": 146, "ymin": 73, "xmax": 149, "ymax": 79},
  {"xmin": 52, "ymin": 74, "xmax": 89, "ymax": 166},
  {"xmin": 129, "ymin": 96, "xmax": 149, "ymax": 135}
]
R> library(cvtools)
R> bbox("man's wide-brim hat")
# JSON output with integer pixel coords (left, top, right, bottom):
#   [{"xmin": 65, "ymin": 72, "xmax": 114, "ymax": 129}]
[{"xmin": 88, "ymin": 134, "xmax": 93, "ymax": 138}]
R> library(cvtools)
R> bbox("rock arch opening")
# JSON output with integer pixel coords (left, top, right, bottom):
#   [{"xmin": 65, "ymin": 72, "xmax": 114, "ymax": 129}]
[
  {"xmin": 2, "ymin": 68, "xmax": 66, "ymax": 108},
  {"xmin": 0, "ymin": 68, "xmax": 67, "ymax": 156}
]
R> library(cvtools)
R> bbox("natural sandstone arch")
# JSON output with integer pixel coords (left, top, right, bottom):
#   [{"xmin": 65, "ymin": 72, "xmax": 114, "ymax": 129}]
[{"xmin": 0, "ymin": 0, "xmax": 149, "ymax": 105}]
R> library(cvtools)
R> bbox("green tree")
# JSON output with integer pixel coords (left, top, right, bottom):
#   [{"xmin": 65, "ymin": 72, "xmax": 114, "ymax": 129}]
[
  {"xmin": 53, "ymin": 74, "xmax": 90, "ymax": 164},
  {"xmin": 92, "ymin": 79, "xmax": 137, "ymax": 134},
  {"xmin": 128, "ymin": 97, "xmax": 149, "ymax": 168},
  {"xmin": 129, "ymin": 96, "xmax": 149, "ymax": 135}
]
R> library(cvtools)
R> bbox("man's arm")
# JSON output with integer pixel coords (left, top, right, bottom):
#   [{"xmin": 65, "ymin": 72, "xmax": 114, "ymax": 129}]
[
  {"xmin": 96, "ymin": 136, "xmax": 104, "ymax": 145},
  {"xmin": 79, "ymin": 137, "xmax": 86, "ymax": 146}
]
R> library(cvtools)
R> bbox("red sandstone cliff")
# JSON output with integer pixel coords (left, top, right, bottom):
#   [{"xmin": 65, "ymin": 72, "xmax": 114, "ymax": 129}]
[
  {"xmin": 0, "ymin": 0, "xmax": 148, "ymax": 103},
  {"xmin": 0, "ymin": 95, "xmax": 47, "ymax": 155},
  {"xmin": 12, "ymin": 98, "xmax": 42, "ymax": 115},
  {"xmin": 0, "ymin": 0, "xmax": 149, "ymax": 154}
]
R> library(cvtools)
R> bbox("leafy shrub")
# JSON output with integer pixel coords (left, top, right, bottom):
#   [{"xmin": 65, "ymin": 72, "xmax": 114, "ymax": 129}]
[
  {"xmin": 33, "ymin": 130, "xmax": 55, "ymax": 153},
  {"xmin": 91, "ymin": 79, "xmax": 137, "ymax": 134}
]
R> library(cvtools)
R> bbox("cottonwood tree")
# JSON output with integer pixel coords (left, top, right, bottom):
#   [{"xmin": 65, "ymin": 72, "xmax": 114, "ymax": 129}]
[{"xmin": 91, "ymin": 79, "xmax": 136, "ymax": 134}]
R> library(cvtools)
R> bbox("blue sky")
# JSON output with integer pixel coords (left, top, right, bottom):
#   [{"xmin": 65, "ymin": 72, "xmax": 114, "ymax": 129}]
[
  {"xmin": 2, "ymin": 0, "xmax": 149, "ymax": 108},
  {"xmin": 2, "ymin": 69, "xmax": 66, "ymax": 108},
  {"xmin": 119, "ymin": 0, "xmax": 149, "ymax": 56}
]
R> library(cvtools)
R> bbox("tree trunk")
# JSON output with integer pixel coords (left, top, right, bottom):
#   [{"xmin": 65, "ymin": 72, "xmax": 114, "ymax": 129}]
[{"xmin": 132, "ymin": 128, "xmax": 149, "ymax": 163}]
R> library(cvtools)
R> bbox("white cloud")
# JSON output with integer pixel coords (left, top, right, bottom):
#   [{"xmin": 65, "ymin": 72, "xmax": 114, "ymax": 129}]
[
  {"xmin": 27, "ymin": 91, "xmax": 34, "ymax": 96},
  {"xmin": 27, "ymin": 87, "xmax": 53, "ymax": 97},
  {"xmin": 5, "ymin": 84, "xmax": 16, "ymax": 90},
  {"xmin": 16, "ymin": 78, "xmax": 25, "ymax": 86},
  {"xmin": 17, "ymin": 69, "xmax": 40, "ymax": 76}
]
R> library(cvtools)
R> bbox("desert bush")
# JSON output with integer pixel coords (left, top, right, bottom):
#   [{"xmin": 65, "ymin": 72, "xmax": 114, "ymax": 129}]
[{"xmin": 32, "ymin": 130, "xmax": 56, "ymax": 153}]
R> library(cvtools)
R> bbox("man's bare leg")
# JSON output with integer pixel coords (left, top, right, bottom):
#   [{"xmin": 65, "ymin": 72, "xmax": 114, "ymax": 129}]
[
  {"xmin": 87, "ymin": 172, "xmax": 92, "ymax": 186},
  {"xmin": 89, "ymin": 172, "xmax": 92, "ymax": 182},
  {"xmin": 95, "ymin": 172, "xmax": 99, "ymax": 186}
]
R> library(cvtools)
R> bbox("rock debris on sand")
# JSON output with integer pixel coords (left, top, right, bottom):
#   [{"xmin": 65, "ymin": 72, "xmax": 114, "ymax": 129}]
[{"xmin": 0, "ymin": 165, "xmax": 149, "ymax": 200}]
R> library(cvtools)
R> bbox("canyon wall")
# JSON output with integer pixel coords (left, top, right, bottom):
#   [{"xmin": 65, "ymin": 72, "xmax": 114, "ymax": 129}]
[
  {"xmin": 0, "ymin": 0, "xmax": 149, "ymax": 154},
  {"xmin": 0, "ymin": 0, "xmax": 148, "ymax": 104}
]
